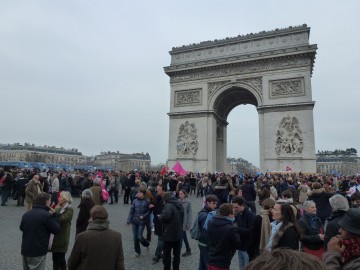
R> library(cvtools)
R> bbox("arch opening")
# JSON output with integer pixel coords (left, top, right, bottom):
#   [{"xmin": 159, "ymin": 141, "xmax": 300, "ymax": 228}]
[{"xmin": 213, "ymin": 86, "xmax": 258, "ymax": 121}]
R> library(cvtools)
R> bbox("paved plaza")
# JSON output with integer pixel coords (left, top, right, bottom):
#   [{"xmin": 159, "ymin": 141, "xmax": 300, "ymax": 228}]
[{"xmin": 0, "ymin": 194, "xmax": 240, "ymax": 270}]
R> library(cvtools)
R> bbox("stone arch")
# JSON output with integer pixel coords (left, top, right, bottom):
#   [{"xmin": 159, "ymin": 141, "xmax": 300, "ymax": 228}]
[
  {"xmin": 209, "ymin": 82, "xmax": 263, "ymax": 121},
  {"xmin": 165, "ymin": 25, "xmax": 317, "ymax": 173}
]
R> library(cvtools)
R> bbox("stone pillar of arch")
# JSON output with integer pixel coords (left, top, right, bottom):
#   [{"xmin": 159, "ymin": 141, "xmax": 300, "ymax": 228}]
[{"xmin": 164, "ymin": 25, "xmax": 317, "ymax": 173}]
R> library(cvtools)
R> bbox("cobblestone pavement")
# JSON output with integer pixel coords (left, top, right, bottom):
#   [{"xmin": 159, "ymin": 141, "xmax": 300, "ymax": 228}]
[{"xmin": 0, "ymin": 194, "xmax": 240, "ymax": 270}]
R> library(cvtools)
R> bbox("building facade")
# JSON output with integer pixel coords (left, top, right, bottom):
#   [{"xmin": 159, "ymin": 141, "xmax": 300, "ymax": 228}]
[
  {"xmin": 0, "ymin": 143, "xmax": 86, "ymax": 165},
  {"xmin": 95, "ymin": 151, "xmax": 151, "ymax": 172},
  {"xmin": 316, "ymin": 149, "xmax": 360, "ymax": 175}
]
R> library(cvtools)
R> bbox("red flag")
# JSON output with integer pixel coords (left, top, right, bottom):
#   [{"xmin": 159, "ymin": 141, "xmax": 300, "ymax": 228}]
[
  {"xmin": 160, "ymin": 166, "xmax": 168, "ymax": 176},
  {"xmin": 286, "ymin": 166, "xmax": 292, "ymax": 171}
]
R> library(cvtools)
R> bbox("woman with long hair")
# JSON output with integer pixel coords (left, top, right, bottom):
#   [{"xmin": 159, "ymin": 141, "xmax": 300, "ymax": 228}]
[{"xmin": 266, "ymin": 202, "xmax": 301, "ymax": 251}]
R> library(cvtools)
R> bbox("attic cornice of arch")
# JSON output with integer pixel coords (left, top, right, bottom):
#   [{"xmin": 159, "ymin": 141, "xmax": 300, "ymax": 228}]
[
  {"xmin": 164, "ymin": 45, "xmax": 317, "ymax": 76},
  {"xmin": 170, "ymin": 24, "xmax": 310, "ymax": 52}
]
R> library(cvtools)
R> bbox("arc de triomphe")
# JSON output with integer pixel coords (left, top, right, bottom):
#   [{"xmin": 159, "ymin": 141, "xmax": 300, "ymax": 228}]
[{"xmin": 164, "ymin": 25, "xmax": 317, "ymax": 173}]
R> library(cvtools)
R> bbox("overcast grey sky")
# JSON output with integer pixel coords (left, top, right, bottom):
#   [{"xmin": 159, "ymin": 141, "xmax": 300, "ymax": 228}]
[{"xmin": 1, "ymin": 1, "xmax": 359, "ymax": 167}]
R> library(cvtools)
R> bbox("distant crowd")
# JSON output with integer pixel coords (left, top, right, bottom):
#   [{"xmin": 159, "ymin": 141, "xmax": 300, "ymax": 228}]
[{"xmin": 1, "ymin": 167, "xmax": 360, "ymax": 270}]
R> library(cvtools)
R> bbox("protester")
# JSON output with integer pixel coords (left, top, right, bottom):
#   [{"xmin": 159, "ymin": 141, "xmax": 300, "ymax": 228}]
[
  {"xmin": 20, "ymin": 193, "xmax": 60, "ymax": 270},
  {"xmin": 248, "ymin": 198, "xmax": 275, "ymax": 260},
  {"xmin": 159, "ymin": 191, "xmax": 184, "ymax": 270},
  {"xmin": 323, "ymin": 208, "xmax": 360, "ymax": 269},
  {"xmin": 266, "ymin": 202, "xmax": 301, "ymax": 251},
  {"xmin": 232, "ymin": 196, "xmax": 255, "ymax": 270},
  {"xmin": 25, "ymin": 174, "xmax": 43, "ymax": 211},
  {"xmin": 127, "ymin": 186, "xmax": 150, "ymax": 257},
  {"xmin": 207, "ymin": 203, "xmax": 241, "ymax": 270},
  {"xmin": 152, "ymin": 184, "xmax": 165, "ymax": 263},
  {"xmin": 76, "ymin": 189, "xmax": 95, "ymax": 235},
  {"xmin": 68, "ymin": 205, "xmax": 125, "ymax": 270},
  {"xmin": 324, "ymin": 194, "xmax": 349, "ymax": 249},
  {"xmin": 197, "ymin": 194, "xmax": 218, "ymax": 270},
  {"xmin": 298, "ymin": 200, "xmax": 325, "ymax": 259},
  {"xmin": 1, "ymin": 172, "xmax": 14, "ymax": 206},
  {"xmin": 179, "ymin": 189, "xmax": 192, "ymax": 257},
  {"xmin": 50, "ymin": 191, "xmax": 74, "ymax": 270},
  {"xmin": 89, "ymin": 177, "xmax": 103, "ymax": 205},
  {"xmin": 308, "ymin": 182, "xmax": 334, "ymax": 224}
]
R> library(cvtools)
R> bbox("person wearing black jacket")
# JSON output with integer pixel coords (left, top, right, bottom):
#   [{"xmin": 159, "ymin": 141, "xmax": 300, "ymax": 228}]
[
  {"xmin": 232, "ymin": 196, "xmax": 255, "ymax": 270},
  {"xmin": 15, "ymin": 172, "xmax": 29, "ymax": 206},
  {"xmin": 20, "ymin": 193, "xmax": 60, "ymax": 270},
  {"xmin": 159, "ymin": 192, "xmax": 184, "ymax": 270},
  {"xmin": 207, "ymin": 203, "xmax": 241, "ymax": 270},
  {"xmin": 241, "ymin": 179, "xmax": 257, "ymax": 214},
  {"xmin": 152, "ymin": 185, "xmax": 165, "ymax": 263},
  {"xmin": 324, "ymin": 194, "xmax": 349, "ymax": 250}
]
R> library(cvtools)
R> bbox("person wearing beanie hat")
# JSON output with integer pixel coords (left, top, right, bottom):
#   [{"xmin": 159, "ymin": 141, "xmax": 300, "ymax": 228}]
[
  {"xmin": 323, "ymin": 208, "xmax": 360, "ymax": 269},
  {"xmin": 68, "ymin": 206, "xmax": 124, "ymax": 270}
]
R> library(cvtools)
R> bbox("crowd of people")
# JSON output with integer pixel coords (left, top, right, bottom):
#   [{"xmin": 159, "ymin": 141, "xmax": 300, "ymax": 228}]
[{"xmin": 1, "ymin": 166, "xmax": 360, "ymax": 270}]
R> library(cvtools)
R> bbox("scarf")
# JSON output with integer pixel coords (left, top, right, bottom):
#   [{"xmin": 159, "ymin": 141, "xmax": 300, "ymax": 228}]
[
  {"xmin": 304, "ymin": 212, "xmax": 321, "ymax": 232},
  {"xmin": 60, "ymin": 202, "xmax": 71, "ymax": 214},
  {"xmin": 266, "ymin": 221, "xmax": 283, "ymax": 251},
  {"xmin": 341, "ymin": 236, "xmax": 360, "ymax": 264},
  {"xmin": 259, "ymin": 209, "xmax": 271, "ymax": 251}
]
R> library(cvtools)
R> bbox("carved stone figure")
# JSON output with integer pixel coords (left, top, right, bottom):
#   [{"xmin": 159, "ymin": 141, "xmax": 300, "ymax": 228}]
[
  {"xmin": 275, "ymin": 116, "xmax": 303, "ymax": 155},
  {"xmin": 176, "ymin": 121, "xmax": 199, "ymax": 156}
]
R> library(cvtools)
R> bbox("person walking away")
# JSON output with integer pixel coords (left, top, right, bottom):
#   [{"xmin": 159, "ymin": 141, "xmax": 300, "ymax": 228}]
[
  {"xmin": 76, "ymin": 189, "xmax": 95, "ymax": 235},
  {"xmin": 20, "ymin": 193, "xmax": 60, "ymax": 270},
  {"xmin": 68, "ymin": 205, "xmax": 125, "ymax": 270},
  {"xmin": 15, "ymin": 172, "xmax": 28, "ymax": 206},
  {"xmin": 159, "ymin": 192, "xmax": 184, "ymax": 270},
  {"xmin": 248, "ymin": 198, "xmax": 275, "ymax": 261},
  {"xmin": 207, "ymin": 203, "xmax": 241, "ymax": 270},
  {"xmin": 50, "ymin": 191, "xmax": 74, "ymax": 270},
  {"xmin": 152, "ymin": 184, "xmax": 165, "ymax": 263},
  {"xmin": 179, "ymin": 189, "xmax": 192, "ymax": 257}
]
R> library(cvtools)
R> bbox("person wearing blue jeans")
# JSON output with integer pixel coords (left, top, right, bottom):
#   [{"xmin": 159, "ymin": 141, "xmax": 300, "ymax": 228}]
[
  {"xmin": 132, "ymin": 223, "xmax": 149, "ymax": 255},
  {"xmin": 127, "ymin": 187, "xmax": 150, "ymax": 256}
]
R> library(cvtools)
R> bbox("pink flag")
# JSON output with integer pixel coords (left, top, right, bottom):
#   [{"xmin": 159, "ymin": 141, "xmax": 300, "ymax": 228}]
[
  {"xmin": 172, "ymin": 161, "xmax": 187, "ymax": 176},
  {"xmin": 286, "ymin": 166, "xmax": 292, "ymax": 171}
]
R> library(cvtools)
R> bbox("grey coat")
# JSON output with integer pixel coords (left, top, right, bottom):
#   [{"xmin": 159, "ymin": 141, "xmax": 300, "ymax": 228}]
[{"xmin": 181, "ymin": 197, "xmax": 192, "ymax": 231}]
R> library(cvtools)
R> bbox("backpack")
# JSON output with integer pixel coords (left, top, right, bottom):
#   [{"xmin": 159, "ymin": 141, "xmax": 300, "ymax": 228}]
[{"xmin": 190, "ymin": 214, "xmax": 201, "ymax": 240}]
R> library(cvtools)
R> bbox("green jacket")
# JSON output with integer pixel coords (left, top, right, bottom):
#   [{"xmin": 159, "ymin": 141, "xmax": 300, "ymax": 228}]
[{"xmin": 51, "ymin": 206, "xmax": 73, "ymax": 253}]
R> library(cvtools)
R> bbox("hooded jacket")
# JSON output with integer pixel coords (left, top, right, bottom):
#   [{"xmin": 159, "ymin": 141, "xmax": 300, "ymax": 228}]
[
  {"xmin": 159, "ymin": 197, "xmax": 184, "ymax": 242},
  {"xmin": 207, "ymin": 215, "xmax": 241, "ymax": 269}
]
